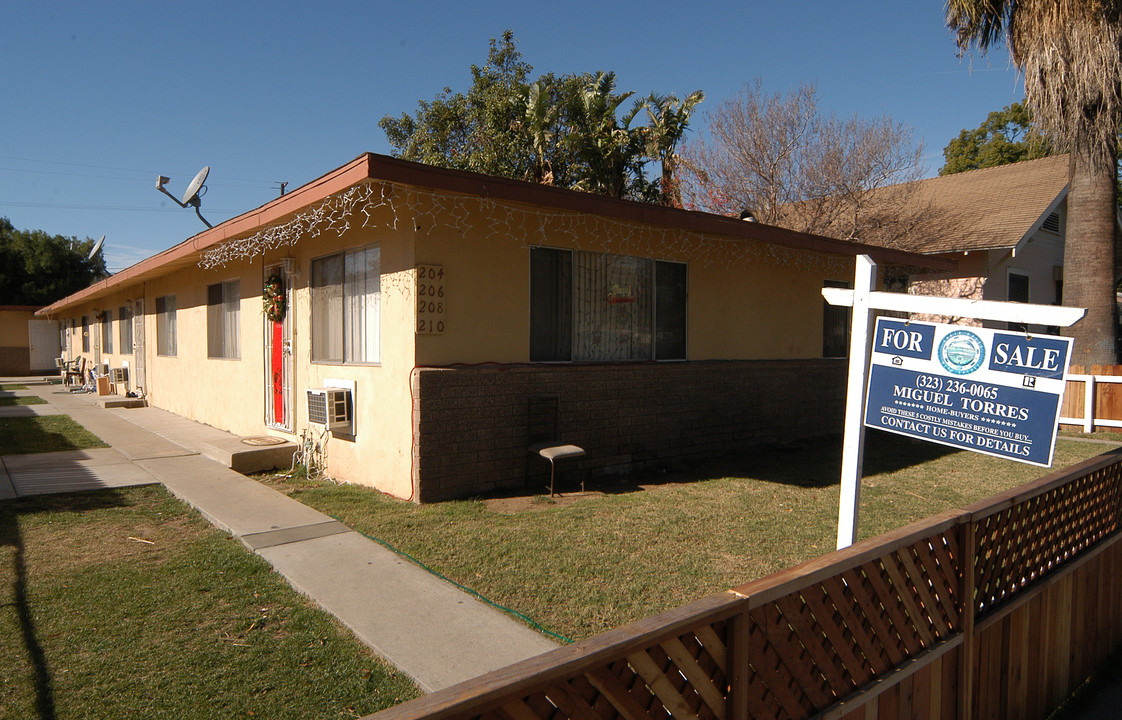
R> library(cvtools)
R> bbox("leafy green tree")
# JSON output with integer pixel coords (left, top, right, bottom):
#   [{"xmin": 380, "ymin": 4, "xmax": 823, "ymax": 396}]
[
  {"xmin": 639, "ymin": 90, "xmax": 706, "ymax": 206},
  {"xmin": 940, "ymin": 103, "xmax": 1054, "ymax": 175},
  {"xmin": 516, "ymin": 73, "xmax": 593, "ymax": 188},
  {"xmin": 379, "ymin": 31, "xmax": 702, "ymax": 203},
  {"xmin": 0, "ymin": 217, "xmax": 108, "ymax": 305},
  {"xmin": 379, "ymin": 30, "xmax": 534, "ymax": 179},
  {"xmin": 941, "ymin": 104, "xmax": 1122, "ymax": 212},
  {"xmin": 522, "ymin": 80, "xmax": 561, "ymax": 185},
  {"xmin": 566, "ymin": 72, "xmax": 650, "ymax": 199},
  {"xmin": 948, "ymin": 1, "xmax": 1121, "ymax": 363}
]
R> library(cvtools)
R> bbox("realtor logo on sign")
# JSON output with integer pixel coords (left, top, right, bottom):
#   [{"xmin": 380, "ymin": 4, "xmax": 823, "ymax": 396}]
[
  {"xmin": 864, "ymin": 318, "xmax": 1074, "ymax": 467},
  {"xmin": 937, "ymin": 330, "xmax": 986, "ymax": 375}
]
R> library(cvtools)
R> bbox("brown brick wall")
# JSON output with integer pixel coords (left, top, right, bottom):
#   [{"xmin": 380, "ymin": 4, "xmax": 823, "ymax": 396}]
[
  {"xmin": 0, "ymin": 347, "xmax": 31, "ymax": 376},
  {"xmin": 412, "ymin": 360, "xmax": 847, "ymax": 502}
]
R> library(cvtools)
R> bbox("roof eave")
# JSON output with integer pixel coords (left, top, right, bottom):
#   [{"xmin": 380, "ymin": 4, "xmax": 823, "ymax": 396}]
[
  {"xmin": 1011, "ymin": 187, "xmax": 1069, "ymax": 257},
  {"xmin": 37, "ymin": 155, "xmax": 375, "ymax": 318},
  {"xmin": 37, "ymin": 153, "xmax": 954, "ymax": 317}
]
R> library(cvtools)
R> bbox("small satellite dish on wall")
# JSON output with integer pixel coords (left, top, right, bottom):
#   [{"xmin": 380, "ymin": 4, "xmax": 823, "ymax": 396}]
[
  {"xmin": 155, "ymin": 165, "xmax": 213, "ymax": 228},
  {"xmin": 88, "ymin": 234, "xmax": 105, "ymax": 260}
]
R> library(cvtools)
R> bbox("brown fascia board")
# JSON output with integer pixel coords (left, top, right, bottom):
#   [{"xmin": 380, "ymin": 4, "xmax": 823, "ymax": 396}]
[
  {"xmin": 364, "ymin": 154, "xmax": 955, "ymax": 271},
  {"xmin": 36, "ymin": 156, "xmax": 373, "ymax": 318},
  {"xmin": 37, "ymin": 153, "xmax": 953, "ymax": 317}
]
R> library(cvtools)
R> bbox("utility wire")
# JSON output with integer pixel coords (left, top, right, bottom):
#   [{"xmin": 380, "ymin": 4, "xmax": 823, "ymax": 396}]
[
  {"xmin": 0, "ymin": 155, "xmax": 276, "ymax": 187},
  {"xmin": 0, "ymin": 200, "xmax": 242, "ymax": 214}
]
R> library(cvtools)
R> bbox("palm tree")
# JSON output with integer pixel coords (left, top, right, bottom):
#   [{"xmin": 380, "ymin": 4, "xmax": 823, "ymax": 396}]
[
  {"xmin": 640, "ymin": 90, "xmax": 705, "ymax": 207},
  {"xmin": 567, "ymin": 72, "xmax": 646, "ymax": 199},
  {"xmin": 947, "ymin": 1, "xmax": 1121, "ymax": 363},
  {"xmin": 523, "ymin": 81, "xmax": 560, "ymax": 185}
]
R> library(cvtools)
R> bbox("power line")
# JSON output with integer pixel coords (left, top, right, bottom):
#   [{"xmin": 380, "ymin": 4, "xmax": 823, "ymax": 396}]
[
  {"xmin": 0, "ymin": 200, "xmax": 241, "ymax": 214},
  {"xmin": 0, "ymin": 156, "xmax": 276, "ymax": 188}
]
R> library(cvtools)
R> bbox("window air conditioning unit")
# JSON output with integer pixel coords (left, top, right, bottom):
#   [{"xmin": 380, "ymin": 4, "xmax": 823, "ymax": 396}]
[
  {"xmin": 307, "ymin": 387, "xmax": 353, "ymax": 433},
  {"xmin": 111, "ymin": 367, "xmax": 129, "ymax": 385}
]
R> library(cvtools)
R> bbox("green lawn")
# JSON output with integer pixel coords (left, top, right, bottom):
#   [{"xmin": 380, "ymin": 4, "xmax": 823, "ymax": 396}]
[
  {"xmin": 0, "ymin": 416, "xmax": 107, "ymax": 455},
  {"xmin": 3, "ymin": 426, "xmax": 1111, "ymax": 717},
  {"xmin": 0, "ymin": 396, "xmax": 47, "ymax": 407},
  {"xmin": 0, "ymin": 485, "xmax": 420, "ymax": 719},
  {"xmin": 259, "ymin": 432, "xmax": 1120, "ymax": 642}
]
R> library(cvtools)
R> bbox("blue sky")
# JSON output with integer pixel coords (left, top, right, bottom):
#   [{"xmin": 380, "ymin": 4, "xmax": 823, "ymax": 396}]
[{"xmin": 1, "ymin": 1, "xmax": 1022, "ymax": 273}]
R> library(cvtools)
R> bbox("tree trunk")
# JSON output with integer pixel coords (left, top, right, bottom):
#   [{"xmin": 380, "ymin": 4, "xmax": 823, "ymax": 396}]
[{"xmin": 1063, "ymin": 149, "xmax": 1119, "ymax": 364}]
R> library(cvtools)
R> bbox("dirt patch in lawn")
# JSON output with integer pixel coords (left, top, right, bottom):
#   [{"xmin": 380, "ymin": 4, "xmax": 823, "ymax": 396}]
[
  {"xmin": 481, "ymin": 477, "xmax": 690, "ymax": 514},
  {"xmin": 483, "ymin": 491, "xmax": 605, "ymax": 514}
]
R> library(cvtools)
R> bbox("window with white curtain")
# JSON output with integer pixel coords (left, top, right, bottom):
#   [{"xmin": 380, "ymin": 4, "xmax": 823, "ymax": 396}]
[
  {"xmin": 207, "ymin": 280, "xmax": 241, "ymax": 359},
  {"xmin": 311, "ymin": 245, "xmax": 381, "ymax": 363},
  {"xmin": 530, "ymin": 247, "xmax": 686, "ymax": 362},
  {"xmin": 156, "ymin": 295, "xmax": 176, "ymax": 356},
  {"xmin": 573, "ymin": 252, "xmax": 653, "ymax": 361},
  {"xmin": 119, "ymin": 305, "xmax": 133, "ymax": 354},
  {"xmin": 101, "ymin": 309, "xmax": 113, "ymax": 354}
]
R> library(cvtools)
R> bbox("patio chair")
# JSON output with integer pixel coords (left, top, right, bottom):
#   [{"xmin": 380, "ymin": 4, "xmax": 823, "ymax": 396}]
[
  {"xmin": 527, "ymin": 395, "xmax": 586, "ymax": 497},
  {"xmin": 63, "ymin": 357, "xmax": 84, "ymax": 387}
]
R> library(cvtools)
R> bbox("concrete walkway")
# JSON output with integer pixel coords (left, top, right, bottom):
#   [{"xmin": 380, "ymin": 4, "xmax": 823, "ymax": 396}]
[{"xmin": 0, "ymin": 379, "xmax": 557, "ymax": 692}]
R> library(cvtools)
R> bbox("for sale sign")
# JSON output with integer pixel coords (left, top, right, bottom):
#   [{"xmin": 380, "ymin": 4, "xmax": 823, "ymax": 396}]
[{"xmin": 864, "ymin": 318, "xmax": 1073, "ymax": 467}]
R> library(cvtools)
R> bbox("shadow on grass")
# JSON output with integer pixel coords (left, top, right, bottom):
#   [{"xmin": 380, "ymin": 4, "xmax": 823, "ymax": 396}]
[
  {"xmin": 2, "ymin": 409, "xmax": 128, "ymax": 720},
  {"xmin": 512, "ymin": 429, "xmax": 963, "ymax": 499},
  {"xmin": 362, "ymin": 419, "xmax": 994, "ymax": 506},
  {"xmin": 0, "ymin": 416, "xmax": 105, "ymax": 456},
  {"xmin": 1, "ymin": 491, "xmax": 131, "ymax": 720},
  {"xmin": 0, "ymin": 397, "xmax": 47, "ymax": 407}
]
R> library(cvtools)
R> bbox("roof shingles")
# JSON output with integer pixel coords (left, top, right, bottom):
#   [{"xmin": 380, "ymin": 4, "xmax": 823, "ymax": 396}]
[{"xmin": 871, "ymin": 154, "xmax": 1070, "ymax": 254}]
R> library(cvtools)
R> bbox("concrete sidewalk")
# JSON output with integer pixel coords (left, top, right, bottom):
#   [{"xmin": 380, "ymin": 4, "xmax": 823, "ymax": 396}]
[{"xmin": 1, "ymin": 380, "xmax": 557, "ymax": 692}]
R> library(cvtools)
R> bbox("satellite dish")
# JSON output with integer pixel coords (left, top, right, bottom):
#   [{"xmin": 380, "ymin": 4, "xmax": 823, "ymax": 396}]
[
  {"xmin": 181, "ymin": 166, "xmax": 209, "ymax": 206},
  {"xmin": 154, "ymin": 164, "xmax": 213, "ymax": 228},
  {"xmin": 88, "ymin": 235, "xmax": 105, "ymax": 260}
]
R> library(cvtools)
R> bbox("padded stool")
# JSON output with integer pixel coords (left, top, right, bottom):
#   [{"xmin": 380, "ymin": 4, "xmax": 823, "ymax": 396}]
[{"xmin": 529, "ymin": 442, "xmax": 586, "ymax": 497}]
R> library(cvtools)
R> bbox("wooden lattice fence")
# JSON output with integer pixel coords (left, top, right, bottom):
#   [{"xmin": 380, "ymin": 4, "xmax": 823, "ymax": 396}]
[{"xmin": 368, "ymin": 449, "xmax": 1122, "ymax": 720}]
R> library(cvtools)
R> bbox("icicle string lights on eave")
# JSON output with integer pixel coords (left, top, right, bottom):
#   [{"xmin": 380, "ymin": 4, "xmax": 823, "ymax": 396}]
[{"xmin": 197, "ymin": 180, "xmax": 849, "ymax": 275}]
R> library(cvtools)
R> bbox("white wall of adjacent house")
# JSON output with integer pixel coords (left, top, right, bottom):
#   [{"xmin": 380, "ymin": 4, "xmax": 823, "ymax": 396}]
[
  {"xmin": 982, "ymin": 218, "xmax": 1065, "ymax": 333},
  {"xmin": 907, "ymin": 207, "xmax": 1067, "ymax": 333}
]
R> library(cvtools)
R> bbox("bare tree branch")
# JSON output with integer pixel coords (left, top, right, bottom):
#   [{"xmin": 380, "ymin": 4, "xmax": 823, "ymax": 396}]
[{"xmin": 679, "ymin": 80, "xmax": 927, "ymax": 248}]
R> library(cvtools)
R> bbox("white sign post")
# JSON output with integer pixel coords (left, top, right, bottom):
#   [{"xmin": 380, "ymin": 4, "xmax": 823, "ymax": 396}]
[{"xmin": 824, "ymin": 255, "xmax": 1086, "ymax": 550}]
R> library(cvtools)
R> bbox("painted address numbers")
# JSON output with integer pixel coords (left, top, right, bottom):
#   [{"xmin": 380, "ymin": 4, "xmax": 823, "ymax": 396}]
[{"xmin": 416, "ymin": 264, "xmax": 445, "ymax": 334}]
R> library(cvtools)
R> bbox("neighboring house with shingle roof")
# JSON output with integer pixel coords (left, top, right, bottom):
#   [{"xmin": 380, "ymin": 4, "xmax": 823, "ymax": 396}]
[
  {"xmin": 885, "ymin": 153, "xmax": 1072, "ymax": 257},
  {"xmin": 783, "ymin": 155, "xmax": 1079, "ymax": 332},
  {"xmin": 897, "ymin": 155, "xmax": 1072, "ymax": 331}
]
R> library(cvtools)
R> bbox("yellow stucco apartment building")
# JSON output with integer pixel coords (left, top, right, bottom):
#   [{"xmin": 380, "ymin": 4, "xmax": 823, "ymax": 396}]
[{"xmin": 38, "ymin": 154, "xmax": 949, "ymax": 501}]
